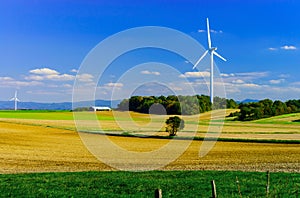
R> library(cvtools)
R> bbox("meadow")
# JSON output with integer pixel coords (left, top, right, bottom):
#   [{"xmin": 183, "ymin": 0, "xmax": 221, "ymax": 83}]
[
  {"xmin": 0, "ymin": 110, "xmax": 299, "ymax": 196},
  {"xmin": 1, "ymin": 170, "xmax": 299, "ymax": 197}
]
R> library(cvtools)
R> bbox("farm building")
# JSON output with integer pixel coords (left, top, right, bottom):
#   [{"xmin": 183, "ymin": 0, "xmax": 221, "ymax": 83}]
[{"xmin": 90, "ymin": 106, "xmax": 111, "ymax": 111}]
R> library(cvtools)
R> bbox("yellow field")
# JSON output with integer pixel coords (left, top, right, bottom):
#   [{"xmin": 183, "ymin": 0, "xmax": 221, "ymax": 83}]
[
  {"xmin": 0, "ymin": 114, "xmax": 299, "ymax": 173},
  {"xmin": 2, "ymin": 110, "xmax": 300, "ymax": 140}
]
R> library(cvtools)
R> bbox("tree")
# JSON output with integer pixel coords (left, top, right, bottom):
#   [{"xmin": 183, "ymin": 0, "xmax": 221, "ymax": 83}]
[
  {"xmin": 272, "ymin": 100, "xmax": 287, "ymax": 116},
  {"xmin": 165, "ymin": 116, "xmax": 185, "ymax": 136},
  {"xmin": 226, "ymin": 99, "xmax": 238, "ymax": 109},
  {"xmin": 259, "ymin": 99, "xmax": 274, "ymax": 117},
  {"xmin": 129, "ymin": 96, "xmax": 143, "ymax": 112},
  {"xmin": 118, "ymin": 95, "xmax": 237, "ymax": 115},
  {"xmin": 117, "ymin": 99, "xmax": 129, "ymax": 111}
]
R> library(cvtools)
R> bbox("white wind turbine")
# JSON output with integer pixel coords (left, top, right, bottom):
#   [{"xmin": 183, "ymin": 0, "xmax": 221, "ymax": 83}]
[
  {"xmin": 193, "ymin": 18, "xmax": 226, "ymax": 104},
  {"xmin": 10, "ymin": 91, "xmax": 20, "ymax": 111}
]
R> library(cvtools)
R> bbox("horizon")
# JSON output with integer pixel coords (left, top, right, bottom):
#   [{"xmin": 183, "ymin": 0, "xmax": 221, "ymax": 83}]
[
  {"xmin": 0, "ymin": 95, "xmax": 298, "ymax": 104},
  {"xmin": 1, "ymin": 1, "xmax": 300, "ymax": 103}
]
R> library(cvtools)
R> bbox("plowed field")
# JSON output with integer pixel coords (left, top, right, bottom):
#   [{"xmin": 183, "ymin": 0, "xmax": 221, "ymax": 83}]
[{"xmin": 1, "ymin": 120, "xmax": 299, "ymax": 173}]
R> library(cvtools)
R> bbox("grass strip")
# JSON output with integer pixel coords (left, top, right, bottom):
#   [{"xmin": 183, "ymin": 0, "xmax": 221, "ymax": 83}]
[{"xmin": 0, "ymin": 170, "xmax": 299, "ymax": 197}]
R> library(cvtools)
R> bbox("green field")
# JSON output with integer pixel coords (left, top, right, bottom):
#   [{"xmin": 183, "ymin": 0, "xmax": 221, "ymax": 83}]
[
  {"xmin": 254, "ymin": 113, "xmax": 300, "ymax": 124},
  {"xmin": 0, "ymin": 110, "xmax": 151, "ymax": 121},
  {"xmin": 0, "ymin": 110, "xmax": 74, "ymax": 120},
  {"xmin": 0, "ymin": 170, "xmax": 299, "ymax": 197}
]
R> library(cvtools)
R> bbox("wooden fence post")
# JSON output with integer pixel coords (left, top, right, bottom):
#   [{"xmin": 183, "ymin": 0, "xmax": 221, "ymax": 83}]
[
  {"xmin": 155, "ymin": 188, "xmax": 162, "ymax": 198},
  {"xmin": 266, "ymin": 171, "xmax": 270, "ymax": 197},
  {"xmin": 211, "ymin": 180, "xmax": 217, "ymax": 198},
  {"xmin": 236, "ymin": 176, "xmax": 242, "ymax": 198}
]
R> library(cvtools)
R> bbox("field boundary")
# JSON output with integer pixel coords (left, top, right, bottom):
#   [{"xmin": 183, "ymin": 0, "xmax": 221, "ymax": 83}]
[{"xmin": 79, "ymin": 130, "xmax": 300, "ymax": 144}]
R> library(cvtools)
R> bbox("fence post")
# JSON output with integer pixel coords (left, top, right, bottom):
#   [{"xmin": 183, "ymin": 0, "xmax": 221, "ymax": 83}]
[
  {"xmin": 236, "ymin": 176, "xmax": 242, "ymax": 198},
  {"xmin": 266, "ymin": 171, "xmax": 270, "ymax": 197},
  {"xmin": 155, "ymin": 188, "xmax": 162, "ymax": 198},
  {"xmin": 211, "ymin": 180, "xmax": 217, "ymax": 198}
]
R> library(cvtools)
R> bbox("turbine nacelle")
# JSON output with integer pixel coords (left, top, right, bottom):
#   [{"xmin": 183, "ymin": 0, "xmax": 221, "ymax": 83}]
[
  {"xmin": 193, "ymin": 18, "xmax": 226, "ymax": 69},
  {"xmin": 210, "ymin": 47, "xmax": 217, "ymax": 52}
]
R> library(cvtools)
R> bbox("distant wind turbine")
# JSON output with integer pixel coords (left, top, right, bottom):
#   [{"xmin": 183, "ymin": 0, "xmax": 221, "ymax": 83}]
[
  {"xmin": 10, "ymin": 91, "xmax": 20, "ymax": 111},
  {"xmin": 193, "ymin": 18, "xmax": 227, "ymax": 104}
]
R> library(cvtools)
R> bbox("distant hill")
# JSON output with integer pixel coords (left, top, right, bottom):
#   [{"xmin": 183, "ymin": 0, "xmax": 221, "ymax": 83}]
[
  {"xmin": 238, "ymin": 99, "xmax": 259, "ymax": 104},
  {"xmin": 0, "ymin": 99, "xmax": 121, "ymax": 110}
]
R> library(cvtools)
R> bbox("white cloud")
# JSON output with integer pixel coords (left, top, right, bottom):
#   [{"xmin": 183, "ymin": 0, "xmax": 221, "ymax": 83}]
[
  {"xmin": 0, "ymin": 77, "xmax": 14, "ymax": 81},
  {"xmin": 198, "ymin": 29, "xmax": 223, "ymax": 33},
  {"xmin": 0, "ymin": 79, "xmax": 43, "ymax": 87},
  {"xmin": 290, "ymin": 81, "xmax": 300, "ymax": 86},
  {"xmin": 180, "ymin": 71, "xmax": 210, "ymax": 78},
  {"xmin": 30, "ymin": 68, "xmax": 59, "ymax": 75},
  {"xmin": 70, "ymin": 69, "xmax": 78, "ymax": 73},
  {"xmin": 235, "ymin": 72, "xmax": 269, "ymax": 78},
  {"xmin": 268, "ymin": 45, "xmax": 297, "ymax": 51},
  {"xmin": 62, "ymin": 84, "xmax": 72, "ymax": 88},
  {"xmin": 210, "ymin": 29, "xmax": 223, "ymax": 34},
  {"xmin": 232, "ymin": 79, "xmax": 245, "ymax": 84},
  {"xmin": 27, "ymin": 74, "xmax": 75, "ymax": 81},
  {"xmin": 269, "ymin": 79, "xmax": 285, "ymax": 84},
  {"xmin": 105, "ymin": 82, "xmax": 124, "ymax": 88},
  {"xmin": 241, "ymin": 83, "xmax": 260, "ymax": 88},
  {"xmin": 219, "ymin": 72, "xmax": 269, "ymax": 85},
  {"xmin": 76, "ymin": 73, "xmax": 94, "ymax": 82},
  {"xmin": 46, "ymin": 74, "xmax": 74, "ymax": 81},
  {"xmin": 140, "ymin": 70, "xmax": 160, "ymax": 76},
  {"xmin": 268, "ymin": 47, "xmax": 278, "ymax": 51},
  {"xmin": 281, "ymin": 45, "xmax": 297, "ymax": 50},
  {"xmin": 27, "ymin": 90, "xmax": 62, "ymax": 95},
  {"xmin": 25, "ymin": 75, "xmax": 44, "ymax": 81},
  {"xmin": 0, "ymin": 75, "xmax": 44, "ymax": 88},
  {"xmin": 95, "ymin": 82, "xmax": 125, "ymax": 99},
  {"xmin": 198, "ymin": 29, "xmax": 206, "ymax": 33},
  {"xmin": 220, "ymin": 73, "xmax": 235, "ymax": 77},
  {"xmin": 26, "ymin": 68, "xmax": 80, "ymax": 82},
  {"xmin": 279, "ymin": 74, "xmax": 290, "ymax": 78}
]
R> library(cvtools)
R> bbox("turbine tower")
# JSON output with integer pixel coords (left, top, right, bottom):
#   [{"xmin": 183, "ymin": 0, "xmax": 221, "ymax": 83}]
[
  {"xmin": 193, "ymin": 18, "xmax": 226, "ymax": 104},
  {"xmin": 10, "ymin": 91, "xmax": 20, "ymax": 111}
]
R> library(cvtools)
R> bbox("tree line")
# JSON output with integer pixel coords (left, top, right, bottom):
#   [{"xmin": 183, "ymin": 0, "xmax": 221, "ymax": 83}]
[
  {"xmin": 117, "ymin": 95, "xmax": 238, "ymax": 115},
  {"xmin": 229, "ymin": 99, "xmax": 300, "ymax": 121},
  {"xmin": 118, "ymin": 95, "xmax": 300, "ymax": 121}
]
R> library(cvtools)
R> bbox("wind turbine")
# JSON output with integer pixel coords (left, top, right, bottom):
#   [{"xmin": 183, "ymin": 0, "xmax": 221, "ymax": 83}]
[
  {"xmin": 10, "ymin": 91, "xmax": 20, "ymax": 111},
  {"xmin": 193, "ymin": 18, "xmax": 226, "ymax": 104}
]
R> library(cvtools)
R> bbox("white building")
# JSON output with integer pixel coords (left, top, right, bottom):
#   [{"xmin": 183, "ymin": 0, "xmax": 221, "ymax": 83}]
[{"xmin": 90, "ymin": 106, "xmax": 111, "ymax": 111}]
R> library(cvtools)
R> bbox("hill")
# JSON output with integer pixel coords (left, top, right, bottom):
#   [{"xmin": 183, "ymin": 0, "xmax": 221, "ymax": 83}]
[
  {"xmin": 238, "ymin": 99, "xmax": 259, "ymax": 104},
  {"xmin": 0, "ymin": 99, "xmax": 120, "ymax": 110}
]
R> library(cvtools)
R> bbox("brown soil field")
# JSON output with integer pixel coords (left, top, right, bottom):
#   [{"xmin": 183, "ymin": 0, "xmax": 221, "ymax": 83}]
[{"xmin": 0, "ymin": 121, "xmax": 299, "ymax": 174}]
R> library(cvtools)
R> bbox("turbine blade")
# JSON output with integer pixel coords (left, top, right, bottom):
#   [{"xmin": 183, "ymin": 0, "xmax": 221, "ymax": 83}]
[
  {"xmin": 213, "ymin": 51, "xmax": 227, "ymax": 62},
  {"xmin": 193, "ymin": 50, "xmax": 208, "ymax": 69},
  {"xmin": 9, "ymin": 98, "xmax": 15, "ymax": 101},
  {"xmin": 207, "ymin": 18, "xmax": 211, "ymax": 49}
]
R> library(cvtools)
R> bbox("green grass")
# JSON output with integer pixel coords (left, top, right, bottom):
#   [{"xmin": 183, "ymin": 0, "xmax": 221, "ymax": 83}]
[
  {"xmin": 0, "ymin": 111, "xmax": 119, "ymax": 121},
  {"xmin": 0, "ymin": 110, "xmax": 74, "ymax": 120},
  {"xmin": 254, "ymin": 113, "xmax": 300, "ymax": 124},
  {"xmin": 0, "ymin": 110, "xmax": 151, "ymax": 122},
  {"xmin": 1, "ymin": 110, "xmax": 300, "ymax": 123},
  {"xmin": 0, "ymin": 170, "xmax": 299, "ymax": 197}
]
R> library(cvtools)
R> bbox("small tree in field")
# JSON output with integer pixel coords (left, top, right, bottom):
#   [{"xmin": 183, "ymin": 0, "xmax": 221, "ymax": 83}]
[{"xmin": 165, "ymin": 116, "xmax": 185, "ymax": 136}]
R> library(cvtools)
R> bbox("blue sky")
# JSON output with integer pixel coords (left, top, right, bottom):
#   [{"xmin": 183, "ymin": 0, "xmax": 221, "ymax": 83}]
[{"xmin": 1, "ymin": 0, "xmax": 300, "ymax": 102}]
